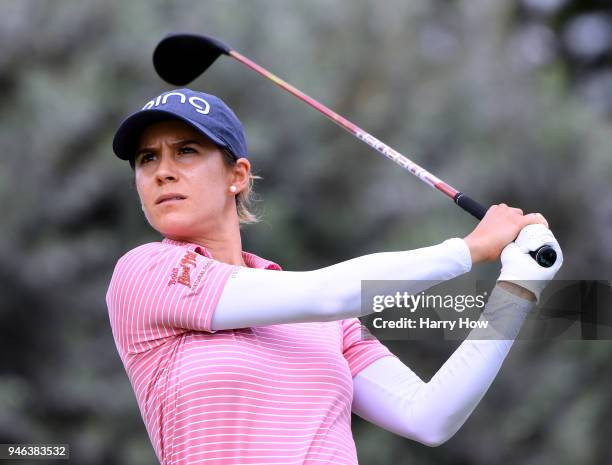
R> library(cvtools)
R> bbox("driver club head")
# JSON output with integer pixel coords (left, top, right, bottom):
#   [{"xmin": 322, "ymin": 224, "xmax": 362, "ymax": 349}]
[{"xmin": 153, "ymin": 33, "xmax": 232, "ymax": 85}]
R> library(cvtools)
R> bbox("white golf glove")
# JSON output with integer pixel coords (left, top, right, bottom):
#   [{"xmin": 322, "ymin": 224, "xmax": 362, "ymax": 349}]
[{"xmin": 498, "ymin": 223, "xmax": 563, "ymax": 302}]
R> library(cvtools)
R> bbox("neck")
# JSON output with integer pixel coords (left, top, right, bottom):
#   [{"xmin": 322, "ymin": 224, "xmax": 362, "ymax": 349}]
[
  {"xmin": 171, "ymin": 214, "xmax": 246, "ymax": 267},
  {"xmin": 198, "ymin": 236, "xmax": 246, "ymax": 267}
]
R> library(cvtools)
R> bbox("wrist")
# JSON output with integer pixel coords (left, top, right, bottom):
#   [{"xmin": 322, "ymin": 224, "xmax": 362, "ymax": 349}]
[
  {"xmin": 462, "ymin": 234, "xmax": 486, "ymax": 264},
  {"xmin": 497, "ymin": 280, "xmax": 536, "ymax": 302}
]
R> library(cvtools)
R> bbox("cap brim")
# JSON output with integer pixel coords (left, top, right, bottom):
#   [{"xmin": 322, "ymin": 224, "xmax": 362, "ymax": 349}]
[{"xmin": 112, "ymin": 109, "xmax": 228, "ymax": 161}]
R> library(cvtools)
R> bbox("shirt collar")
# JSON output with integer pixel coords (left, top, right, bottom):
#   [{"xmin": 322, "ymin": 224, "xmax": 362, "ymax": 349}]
[{"xmin": 161, "ymin": 237, "xmax": 283, "ymax": 271}]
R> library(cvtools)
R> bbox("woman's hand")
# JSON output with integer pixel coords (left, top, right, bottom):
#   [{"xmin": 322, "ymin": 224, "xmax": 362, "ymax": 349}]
[
  {"xmin": 462, "ymin": 203, "xmax": 549, "ymax": 264},
  {"xmin": 498, "ymin": 223, "xmax": 563, "ymax": 302}
]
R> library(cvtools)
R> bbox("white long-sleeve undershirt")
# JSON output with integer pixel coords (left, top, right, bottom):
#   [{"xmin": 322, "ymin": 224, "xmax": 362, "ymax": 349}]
[
  {"xmin": 212, "ymin": 237, "xmax": 472, "ymax": 330},
  {"xmin": 351, "ymin": 285, "xmax": 533, "ymax": 446}
]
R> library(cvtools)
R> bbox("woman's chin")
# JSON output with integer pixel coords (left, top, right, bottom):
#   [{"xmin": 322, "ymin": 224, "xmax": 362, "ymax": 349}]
[{"xmin": 151, "ymin": 218, "xmax": 198, "ymax": 240}]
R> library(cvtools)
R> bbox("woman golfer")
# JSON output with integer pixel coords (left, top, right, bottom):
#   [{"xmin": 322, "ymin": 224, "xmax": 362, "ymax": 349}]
[{"xmin": 107, "ymin": 88, "xmax": 562, "ymax": 465}]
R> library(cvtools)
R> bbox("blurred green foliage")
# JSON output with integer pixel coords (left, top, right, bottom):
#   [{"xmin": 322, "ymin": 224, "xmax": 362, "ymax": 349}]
[{"xmin": 1, "ymin": 0, "xmax": 611, "ymax": 464}]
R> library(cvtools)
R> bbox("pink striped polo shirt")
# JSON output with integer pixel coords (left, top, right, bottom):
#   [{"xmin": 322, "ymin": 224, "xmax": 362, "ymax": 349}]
[{"xmin": 106, "ymin": 238, "xmax": 396, "ymax": 465}]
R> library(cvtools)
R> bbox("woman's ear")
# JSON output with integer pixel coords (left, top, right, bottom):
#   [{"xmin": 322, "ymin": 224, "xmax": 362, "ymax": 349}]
[{"xmin": 232, "ymin": 158, "xmax": 251, "ymax": 192}]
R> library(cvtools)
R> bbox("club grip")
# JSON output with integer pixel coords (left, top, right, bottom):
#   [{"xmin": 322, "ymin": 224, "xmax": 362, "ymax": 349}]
[
  {"xmin": 453, "ymin": 192, "xmax": 556, "ymax": 268},
  {"xmin": 454, "ymin": 193, "xmax": 487, "ymax": 220}
]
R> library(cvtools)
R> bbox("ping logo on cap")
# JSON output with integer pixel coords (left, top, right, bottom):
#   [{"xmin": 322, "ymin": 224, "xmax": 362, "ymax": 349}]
[
  {"xmin": 142, "ymin": 91, "xmax": 211, "ymax": 115},
  {"xmin": 112, "ymin": 88, "xmax": 248, "ymax": 160}
]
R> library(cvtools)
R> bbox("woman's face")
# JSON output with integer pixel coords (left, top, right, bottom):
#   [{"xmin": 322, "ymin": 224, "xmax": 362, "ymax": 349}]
[{"xmin": 134, "ymin": 119, "xmax": 238, "ymax": 240}]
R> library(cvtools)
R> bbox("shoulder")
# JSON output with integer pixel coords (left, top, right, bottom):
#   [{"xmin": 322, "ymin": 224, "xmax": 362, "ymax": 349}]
[
  {"xmin": 110, "ymin": 241, "xmax": 198, "ymax": 284},
  {"xmin": 107, "ymin": 242, "xmax": 194, "ymax": 298},
  {"xmin": 115, "ymin": 241, "xmax": 193, "ymax": 268}
]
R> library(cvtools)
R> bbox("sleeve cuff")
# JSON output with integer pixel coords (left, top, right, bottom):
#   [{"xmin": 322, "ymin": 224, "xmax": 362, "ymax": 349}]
[{"xmin": 442, "ymin": 238, "xmax": 473, "ymax": 274}]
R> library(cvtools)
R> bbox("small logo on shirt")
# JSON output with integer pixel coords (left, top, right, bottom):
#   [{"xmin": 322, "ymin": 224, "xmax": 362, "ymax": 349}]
[{"xmin": 168, "ymin": 251, "xmax": 198, "ymax": 287}]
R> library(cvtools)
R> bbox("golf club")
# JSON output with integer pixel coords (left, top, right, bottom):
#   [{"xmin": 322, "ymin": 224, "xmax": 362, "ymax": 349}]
[{"xmin": 152, "ymin": 33, "xmax": 556, "ymax": 268}]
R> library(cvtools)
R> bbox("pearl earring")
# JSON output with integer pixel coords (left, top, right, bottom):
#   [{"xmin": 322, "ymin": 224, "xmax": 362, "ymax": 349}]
[{"xmin": 229, "ymin": 185, "xmax": 237, "ymax": 193}]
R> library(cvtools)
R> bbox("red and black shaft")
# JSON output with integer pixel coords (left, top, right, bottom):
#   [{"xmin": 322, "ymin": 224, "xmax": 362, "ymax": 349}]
[{"xmin": 152, "ymin": 33, "xmax": 556, "ymax": 268}]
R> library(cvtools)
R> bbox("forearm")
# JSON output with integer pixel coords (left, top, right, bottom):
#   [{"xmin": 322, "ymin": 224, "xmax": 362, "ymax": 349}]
[
  {"xmin": 211, "ymin": 238, "xmax": 472, "ymax": 330},
  {"xmin": 352, "ymin": 285, "xmax": 533, "ymax": 446}
]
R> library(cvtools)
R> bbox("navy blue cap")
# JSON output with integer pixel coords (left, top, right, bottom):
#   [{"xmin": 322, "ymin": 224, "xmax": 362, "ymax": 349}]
[{"xmin": 112, "ymin": 88, "xmax": 247, "ymax": 161}]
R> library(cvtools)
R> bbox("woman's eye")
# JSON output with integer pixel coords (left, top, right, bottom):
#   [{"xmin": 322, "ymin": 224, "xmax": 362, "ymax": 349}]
[
  {"xmin": 179, "ymin": 146, "xmax": 196, "ymax": 154},
  {"xmin": 138, "ymin": 153, "xmax": 155, "ymax": 164}
]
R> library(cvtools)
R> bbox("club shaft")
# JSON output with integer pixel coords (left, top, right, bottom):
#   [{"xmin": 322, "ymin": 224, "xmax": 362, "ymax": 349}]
[
  {"xmin": 230, "ymin": 50, "xmax": 460, "ymax": 201},
  {"xmin": 226, "ymin": 48, "xmax": 555, "ymax": 267}
]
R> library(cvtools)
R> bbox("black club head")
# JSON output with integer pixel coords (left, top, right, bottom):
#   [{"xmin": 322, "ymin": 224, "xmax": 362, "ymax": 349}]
[{"xmin": 153, "ymin": 33, "xmax": 231, "ymax": 85}]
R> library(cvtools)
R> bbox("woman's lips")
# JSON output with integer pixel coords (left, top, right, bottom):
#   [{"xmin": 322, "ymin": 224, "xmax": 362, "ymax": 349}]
[
  {"xmin": 155, "ymin": 194, "xmax": 187, "ymax": 205},
  {"xmin": 158, "ymin": 197, "xmax": 184, "ymax": 205}
]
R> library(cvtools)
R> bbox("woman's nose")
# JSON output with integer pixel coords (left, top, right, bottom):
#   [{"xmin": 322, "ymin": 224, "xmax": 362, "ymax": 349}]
[{"xmin": 155, "ymin": 152, "xmax": 178, "ymax": 183}]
